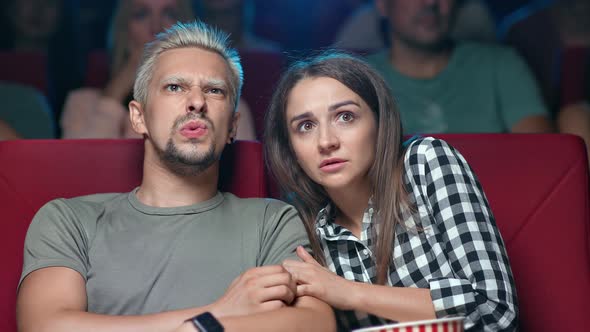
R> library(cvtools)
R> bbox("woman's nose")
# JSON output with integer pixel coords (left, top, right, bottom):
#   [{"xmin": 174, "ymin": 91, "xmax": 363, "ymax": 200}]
[{"xmin": 317, "ymin": 125, "xmax": 339, "ymax": 152}]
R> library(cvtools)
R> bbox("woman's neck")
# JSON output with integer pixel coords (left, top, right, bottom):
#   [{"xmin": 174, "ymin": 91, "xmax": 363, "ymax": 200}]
[{"xmin": 326, "ymin": 182, "xmax": 372, "ymax": 237}]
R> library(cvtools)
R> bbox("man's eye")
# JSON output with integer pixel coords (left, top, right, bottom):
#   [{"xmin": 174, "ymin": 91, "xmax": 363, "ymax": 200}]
[
  {"xmin": 165, "ymin": 84, "xmax": 181, "ymax": 92},
  {"xmin": 208, "ymin": 88, "xmax": 224, "ymax": 95}
]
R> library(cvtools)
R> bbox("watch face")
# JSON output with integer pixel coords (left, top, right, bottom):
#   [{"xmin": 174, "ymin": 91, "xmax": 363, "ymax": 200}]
[{"xmin": 193, "ymin": 312, "xmax": 224, "ymax": 332}]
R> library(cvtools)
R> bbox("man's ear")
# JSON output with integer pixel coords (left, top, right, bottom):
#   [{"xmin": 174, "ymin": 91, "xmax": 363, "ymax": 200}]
[
  {"xmin": 227, "ymin": 111, "xmax": 240, "ymax": 144},
  {"xmin": 129, "ymin": 100, "xmax": 148, "ymax": 136}
]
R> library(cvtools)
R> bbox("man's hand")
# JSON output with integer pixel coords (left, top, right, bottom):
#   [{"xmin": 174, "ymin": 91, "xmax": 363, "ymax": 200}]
[{"xmin": 210, "ymin": 265, "xmax": 297, "ymax": 317}]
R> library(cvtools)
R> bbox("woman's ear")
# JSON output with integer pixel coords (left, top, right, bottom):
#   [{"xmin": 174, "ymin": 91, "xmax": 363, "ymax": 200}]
[{"xmin": 129, "ymin": 100, "xmax": 148, "ymax": 136}]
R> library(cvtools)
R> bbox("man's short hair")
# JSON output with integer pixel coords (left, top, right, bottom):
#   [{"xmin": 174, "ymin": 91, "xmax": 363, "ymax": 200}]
[{"xmin": 133, "ymin": 20, "xmax": 243, "ymax": 111}]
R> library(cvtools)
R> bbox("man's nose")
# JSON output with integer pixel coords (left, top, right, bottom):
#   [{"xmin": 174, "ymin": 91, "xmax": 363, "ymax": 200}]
[{"xmin": 187, "ymin": 90, "xmax": 206, "ymax": 114}]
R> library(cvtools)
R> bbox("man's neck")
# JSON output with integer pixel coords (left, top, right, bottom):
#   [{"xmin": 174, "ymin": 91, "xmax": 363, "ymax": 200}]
[
  {"xmin": 389, "ymin": 37, "xmax": 453, "ymax": 79},
  {"xmin": 136, "ymin": 148, "xmax": 219, "ymax": 208}
]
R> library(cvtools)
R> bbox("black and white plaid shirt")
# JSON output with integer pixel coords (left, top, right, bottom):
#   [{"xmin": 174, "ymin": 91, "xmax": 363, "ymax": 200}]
[{"xmin": 316, "ymin": 137, "xmax": 518, "ymax": 331}]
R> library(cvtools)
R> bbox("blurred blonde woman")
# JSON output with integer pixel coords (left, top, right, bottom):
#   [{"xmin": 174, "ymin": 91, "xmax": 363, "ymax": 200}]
[{"xmin": 61, "ymin": 0, "xmax": 256, "ymax": 140}]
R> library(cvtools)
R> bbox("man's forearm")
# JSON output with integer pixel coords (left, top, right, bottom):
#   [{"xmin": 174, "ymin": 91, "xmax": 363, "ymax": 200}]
[
  {"xmin": 174, "ymin": 296, "xmax": 335, "ymax": 332},
  {"xmin": 19, "ymin": 305, "xmax": 212, "ymax": 332}
]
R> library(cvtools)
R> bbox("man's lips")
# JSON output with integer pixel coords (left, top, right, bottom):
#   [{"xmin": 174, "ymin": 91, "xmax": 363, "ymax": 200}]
[{"xmin": 179, "ymin": 121, "xmax": 208, "ymax": 138}]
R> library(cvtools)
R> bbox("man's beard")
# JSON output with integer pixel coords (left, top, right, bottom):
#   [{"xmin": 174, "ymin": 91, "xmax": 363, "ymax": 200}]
[{"xmin": 158, "ymin": 113, "xmax": 220, "ymax": 176}]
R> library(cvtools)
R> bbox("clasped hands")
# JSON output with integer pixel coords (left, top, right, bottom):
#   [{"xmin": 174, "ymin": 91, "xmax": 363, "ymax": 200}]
[{"xmin": 210, "ymin": 246, "xmax": 355, "ymax": 319}]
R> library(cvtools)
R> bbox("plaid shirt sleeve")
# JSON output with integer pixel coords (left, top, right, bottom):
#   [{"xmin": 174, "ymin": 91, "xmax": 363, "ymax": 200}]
[{"xmin": 408, "ymin": 137, "xmax": 518, "ymax": 331}]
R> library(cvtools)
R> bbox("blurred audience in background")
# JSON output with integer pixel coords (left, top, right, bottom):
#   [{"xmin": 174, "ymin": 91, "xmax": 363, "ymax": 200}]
[
  {"xmin": 0, "ymin": 82, "xmax": 55, "ymax": 139},
  {"xmin": 0, "ymin": 0, "xmax": 82, "ymax": 130},
  {"xmin": 505, "ymin": 0, "xmax": 590, "ymax": 163},
  {"xmin": 363, "ymin": 0, "xmax": 553, "ymax": 134},
  {"xmin": 332, "ymin": 0, "xmax": 496, "ymax": 52},
  {"xmin": 194, "ymin": 0, "xmax": 280, "ymax": 51},
  {"xmin": 60, "ymin": 0, "xmax": 256, "ymax": 140},
  {"xmin": 0, "ymin": 119, "xmax": 20, "ymax": 141},
  {"xmin": 0, "ymin": 0, "xmax": 588, "ymax": 154}
]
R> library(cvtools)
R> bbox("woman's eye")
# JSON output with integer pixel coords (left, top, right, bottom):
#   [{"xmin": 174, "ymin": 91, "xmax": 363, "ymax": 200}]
[
  {"xmin": 131, "ymin": 8, "xmax": 148, "ymax": 20},
  {"xmin": 163, "ymin": 8, "xmax": 178, "ymax": 20},
  {"xmin": 165, "ymin": 84, "xmax": 181, "ymax": 92},
  {"xmin": 337, "ymin": 112, "xmax": 355, "ymax": 123},
  {"xmin": 297, "ymin": 121, "xmax": 314, "ymax": 133}
]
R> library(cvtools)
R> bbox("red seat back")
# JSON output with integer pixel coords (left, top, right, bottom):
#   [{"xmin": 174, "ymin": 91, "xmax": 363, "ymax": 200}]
[
  {"xmin": 0, "ymin": 139, "xmax": 267, "ymax": 332},
  {"xmin": 0, "ymin": 51, "xmax": 48, "ymax": 94},
  {"xmin": 431, "ymin": 134, "xmax": 590, "ymax": 331},
  {"xmin": 240, "ymin": 49, "xmax": 285, "ymax": 139}
]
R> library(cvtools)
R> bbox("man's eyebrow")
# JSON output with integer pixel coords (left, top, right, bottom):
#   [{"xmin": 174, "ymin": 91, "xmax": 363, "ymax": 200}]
[
  {"xmin": 160, "ymin": 75, "xmax": 192, "ymax": 86},
  {"xmin": 204, "ymin": 78, "xmax": 228, "ymax": 88},
  {"xmin": 328, "ymin": 100, "xmax": 360, "ymax": 111}
]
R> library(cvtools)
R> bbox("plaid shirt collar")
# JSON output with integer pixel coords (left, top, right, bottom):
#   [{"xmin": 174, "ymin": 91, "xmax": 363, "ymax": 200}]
[{"xmin": 316, "ymin": 198, "xmax": 376, "ymax": 242}]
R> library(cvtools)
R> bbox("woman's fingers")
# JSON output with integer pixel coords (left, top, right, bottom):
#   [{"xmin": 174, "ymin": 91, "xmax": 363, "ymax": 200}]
[
  {"xmin": 296, "ymin": 246, "xmax": 322, "ymax": 266},
  {"xmin": 282, "ymin": 260, "xmax": 315, "ymax": 283},
  {"xmin": 296, "ymin": 284, "xmax": 318, "ymax": 297}
]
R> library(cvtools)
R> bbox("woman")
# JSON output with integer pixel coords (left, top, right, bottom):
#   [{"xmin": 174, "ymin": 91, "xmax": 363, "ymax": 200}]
[
  {"xmin": 61, "ymin": 0, "xmax": 256, "ymax": 140},
  {"xmin": 264, "ymin": 52, "xmax": 517, "ymax": 331}
]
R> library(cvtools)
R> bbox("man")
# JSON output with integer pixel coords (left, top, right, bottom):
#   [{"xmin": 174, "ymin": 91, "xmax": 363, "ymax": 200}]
[
  {"xmin": 366, "ymin": 0, "xmax": 553, "ymax": 134},
  {"xmin": 16, "ymin": 21, "xmax": 335, "ymax": 332}
]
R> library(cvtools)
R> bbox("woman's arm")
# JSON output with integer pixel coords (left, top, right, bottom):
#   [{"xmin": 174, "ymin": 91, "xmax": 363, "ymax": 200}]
[
  {"xmin": 61, "ymin": 88, "xmax": 128, "ymax": 138},
  {"xmin": 0, "ymin": 119, "xmax": 21, "ymax": 140},
  {"xmin": 284, "ymin": 247, "xmax": 436, "ymax": 322}
]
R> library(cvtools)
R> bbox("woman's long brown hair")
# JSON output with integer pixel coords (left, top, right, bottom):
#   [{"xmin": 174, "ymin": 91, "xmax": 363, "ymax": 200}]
[{"xmin": 264, "ymin": 52, "xmax": 409, "ymax": 284}]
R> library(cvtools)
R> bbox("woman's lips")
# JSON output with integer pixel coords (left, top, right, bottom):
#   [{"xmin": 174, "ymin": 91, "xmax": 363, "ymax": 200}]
[{"xmin": 319, "ymin": 158, "xmax": 347, "ymax": 172}]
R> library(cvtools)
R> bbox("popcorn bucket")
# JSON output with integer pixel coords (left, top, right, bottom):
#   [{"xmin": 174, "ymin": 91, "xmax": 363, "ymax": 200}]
[{"xmin": 352, "ymin": 317, "xmax": 465, "ymax": 332}]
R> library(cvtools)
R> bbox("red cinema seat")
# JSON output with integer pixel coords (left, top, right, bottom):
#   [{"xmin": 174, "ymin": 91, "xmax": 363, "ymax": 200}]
[
  {"xmin": 84, "ymin": 49, "xmax": 110, "ymax": 89},
  {"xmin": 240, "ymin": 49, "xmax": 285, "ymax": 140},
  {"xmin": 0, "ymin": 139, "xmax": 267, "ymax": 332},
  {"xmin": 431, "ymin": 134, "xmax": 590, "ymax": 331},
  {"xmin": 0, "ymin": 51, "xmax": 48, "ymax": 95}
]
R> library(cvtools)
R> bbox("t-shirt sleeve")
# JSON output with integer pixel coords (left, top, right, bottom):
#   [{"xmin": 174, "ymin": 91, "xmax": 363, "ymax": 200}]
[
  {"xmin": 495, "ymin": 47, "xmax": 549, "ymax": 129},
  {"xmin": 409, "ymin": 138, "xmax": 518, "ymax": 331},
  {"xmin": 257, "ymin": 200, "xmax": 310, "ymax": 266},
  {"xmin": 19, "ymin": 199, "xmax": 90, "ymax": 288}
]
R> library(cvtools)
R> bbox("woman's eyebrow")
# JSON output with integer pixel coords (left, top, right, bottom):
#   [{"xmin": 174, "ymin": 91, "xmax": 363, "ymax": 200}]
[
  {"xmin": 289, "ymin": 112, "xmax": 313, "ymax": 125},
  {"xmin": 328, "ymin": 100, "xmax": 360, "ymax": 111}
]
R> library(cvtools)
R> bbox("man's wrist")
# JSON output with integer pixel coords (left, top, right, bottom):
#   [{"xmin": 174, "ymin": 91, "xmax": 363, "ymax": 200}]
[{"xmin": 186, "ymin": 312, "xmax": 224, "ymax": 332}]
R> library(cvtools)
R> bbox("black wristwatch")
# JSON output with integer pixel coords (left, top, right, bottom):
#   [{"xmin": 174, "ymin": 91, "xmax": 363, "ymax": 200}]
[{"xmin": 188, "ymin": 312, "xmax": 224, "ymax": 332}]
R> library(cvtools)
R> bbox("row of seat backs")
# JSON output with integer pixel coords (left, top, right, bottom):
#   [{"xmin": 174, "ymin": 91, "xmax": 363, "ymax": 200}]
[{"xmin": 0, "ymin": 134, "xmax": 588, "ymax": 331}]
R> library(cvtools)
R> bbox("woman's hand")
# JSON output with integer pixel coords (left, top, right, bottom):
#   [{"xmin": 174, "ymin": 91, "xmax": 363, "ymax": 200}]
[
  {"xmin": 283, "ymin": 246, "xmax": 358, "ymax": 311},
  {"xmin": 103, "ymin": 48, "xmax": 143, "ymax": 103}
]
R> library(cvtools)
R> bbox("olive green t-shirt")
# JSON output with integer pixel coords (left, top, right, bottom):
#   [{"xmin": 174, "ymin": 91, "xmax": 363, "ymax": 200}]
[
  {"xmin": 365, "ymin": 42, "xmax": 549, "ymax": 134},
  {"xmin": 20, "ymin": 190, "xmax": 308, "ymax": 315}
]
